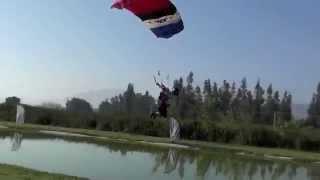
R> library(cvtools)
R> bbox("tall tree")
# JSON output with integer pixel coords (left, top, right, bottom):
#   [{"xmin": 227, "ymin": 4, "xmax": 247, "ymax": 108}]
[
  {"xmin": 237, "ymin": 78, "xmax": 253, "ymax": 121},
  {"xmin": 203, "ymin": 79, "xmax": 212, "ymax": 103},
  {"xmin": 280, "ymin": 91, "xmax": 292, "ymax": 122},
  {"xmin": 5, "ymin": 97, "xmax": 21, "ymax": 106},
  {"xmin": 123, "ymin": 83, "xmax": 135, "ymax": 115},
  {"xmin": 99, "ymin": 99, "xmax": 112, "ymax": 114},
  {"xmin": 240, "ymin": 78, "xmax": 248, "ymax": 95},
  {"xmin": 66, "ymin": 98, "xmax": 93, "ymax": 114},
  {"xmin": 231, "ymin": 89, "xmax": 242, "ymax": 120},
  {"xmin": 220, "ymin": 80, "xmax": 232, "ymax": 115},
  {"xmin": 263, "ymin": 84, "xmax": 274, "ymax": 124},
  {"xmin": 308, "ymin": 83, "xmax": 320, "ymax": 127},
  {"xmin": 41, "ymin": 102, "xmax": 63, "ymax": 110},
  {"xmin": 186, "ymin": 72, "xmax": 194, "ymax": 92},
  {"xmin": 184, "ymin": 72, "xmax": 197, "ymax": 119},
  {"xmin": 253, "ymin": 80, "xmax": 265, "ymax": 121},
  {"xmin": 231, "ymin": 82, "xmax": 237, "ymax": 98},
  {"xmin": 135, "ymin": 91, "xmax": 156, "ymax": 115},
  {"xmin": 194, "ymin": 86, "xmax": 203, "ymax": 120}
]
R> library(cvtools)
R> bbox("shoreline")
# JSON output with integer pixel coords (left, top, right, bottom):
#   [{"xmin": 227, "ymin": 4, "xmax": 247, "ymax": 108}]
[{"xmin": 0, "ymin": 163, "xmax": 86, "ymax": 180}]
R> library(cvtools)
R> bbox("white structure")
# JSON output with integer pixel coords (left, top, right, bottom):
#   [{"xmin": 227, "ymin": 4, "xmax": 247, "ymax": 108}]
[
  {"xmin": 169, "ymin": 117, "xmax": 180, "ymax": 142},
  {"xmin": 16, "ymin": 105, "xmax": 25, "ymax": 124}
]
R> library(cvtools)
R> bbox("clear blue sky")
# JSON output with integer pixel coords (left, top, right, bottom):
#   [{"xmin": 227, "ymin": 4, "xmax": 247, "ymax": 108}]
[{"xmin": 0, "ymin": 0, "xmax": 319, "ymax": 105}]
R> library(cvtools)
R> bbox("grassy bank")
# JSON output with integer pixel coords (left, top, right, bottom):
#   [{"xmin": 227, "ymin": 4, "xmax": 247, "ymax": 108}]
[
  {"xmin": 0, "ymin": 164, "xmax": 86, "ymax": 180},
  {"xmin": 1, "ymin": 121, "xmax": 320, "ymax": 164}
]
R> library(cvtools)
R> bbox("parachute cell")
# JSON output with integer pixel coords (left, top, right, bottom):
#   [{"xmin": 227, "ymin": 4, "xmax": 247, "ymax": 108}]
[{"xmin": 111, "ymin": 0, "xmax": 184, "ymax": 38}]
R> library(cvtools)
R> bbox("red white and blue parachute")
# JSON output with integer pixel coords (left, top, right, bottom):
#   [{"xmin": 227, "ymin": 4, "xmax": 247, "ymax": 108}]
[{"xmin": 111, "ymin": 0, "xmax": 184, "ymax": 39}]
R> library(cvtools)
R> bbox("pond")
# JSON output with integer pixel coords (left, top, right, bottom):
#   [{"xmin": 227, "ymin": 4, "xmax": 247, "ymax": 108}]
[{"xmin": 0, "ymin": 130, "xmax": 318, "ymax": 180}]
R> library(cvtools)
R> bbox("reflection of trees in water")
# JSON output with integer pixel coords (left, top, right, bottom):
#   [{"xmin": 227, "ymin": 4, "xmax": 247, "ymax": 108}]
[
  {"xmin": 288, "ymin": 164, "xmax": 298, "ymax": 180},
  {"xmin": 8, "ymin": 132, "xmax": 303, "ymax": 180},
  {"xmin": 196, "ymin": 155, "xmax": 211, "ymax": 180},
  {"xmin": 178, "ymin": 155, "xmax": 186, "ymax": 179},
  {"xmin": 152, "ymin": 149, "xmax": 195, "ymax": 179},
  {"xmin": 11, "ymin": 133, "xmax": 23, "ymax": 152},
  {"xmin": 0, "ymin": 131, "xmax": 310, "ymax": 180},
  {"xmin": 0, "ymin": 131, "xmax": 307, "ymax": 180},
  {"xmin": 150, "ymin": 149, "xmax": 302, "ymax": 180},
  {"xmin": 307, "ymin": 166, "xmax": 320, "ymax": 180}
]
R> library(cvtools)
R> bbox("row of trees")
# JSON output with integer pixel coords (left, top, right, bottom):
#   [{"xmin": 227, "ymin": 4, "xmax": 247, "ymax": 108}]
[
  {"xmin": 83, "ymin": 72, "xmax": 293, "ymax": 126},
  {"xmin": 98, "ymin": 84, "xmax": 155, "ymax": 116},
  {"xmin": 1, "ymin": 73, "xmax": 320, "ymax": 151},
  {"xmin": 63, "ymin": 72, "xmax": 320, "ymax": 128},
  {"xmin": 168, "ymin": 72, "xmax": 293, "ymax": 126}
]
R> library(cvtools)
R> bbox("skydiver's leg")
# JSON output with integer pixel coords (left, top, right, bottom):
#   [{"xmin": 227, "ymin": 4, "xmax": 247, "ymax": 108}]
[{"xmin": 159, "ymin": 104, "xmax": 168, "ymax": 118}]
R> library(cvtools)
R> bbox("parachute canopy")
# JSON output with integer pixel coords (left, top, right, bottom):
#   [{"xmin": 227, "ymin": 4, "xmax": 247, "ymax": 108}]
[{"xmin": 111, "ymin": 0, "xmax": 184, "ymax": 39}]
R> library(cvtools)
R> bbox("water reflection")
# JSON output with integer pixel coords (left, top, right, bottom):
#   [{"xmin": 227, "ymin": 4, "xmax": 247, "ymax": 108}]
[
  {"xmin": 149, "ymin": 147, "xmax": 308, "ymax": 180},
  {"xmin": 308, "ymin": 166, "xmax": 320, "ymax": 180},
  {"xmin": 0, "ymin": 130, "xmax": 317, "ymax": 180},
  {"xmin": 11, "ymin": 133, "xmax": 23, "ymax": 152}
]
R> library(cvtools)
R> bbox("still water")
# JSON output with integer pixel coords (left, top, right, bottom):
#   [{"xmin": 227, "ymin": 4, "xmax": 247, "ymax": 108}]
[{"xmin": 0, "ymin": 130, "xmax": 318, "ymax": 180}]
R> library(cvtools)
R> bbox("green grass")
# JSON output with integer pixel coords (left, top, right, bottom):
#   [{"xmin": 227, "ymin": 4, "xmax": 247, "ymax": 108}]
[
  {"xmin": 0, "ymin": 164, "xmax": 86, "ymax": 180},
  {"xmin": 1, "ymin": 121, "xmax": 320, "ymax": 163}
]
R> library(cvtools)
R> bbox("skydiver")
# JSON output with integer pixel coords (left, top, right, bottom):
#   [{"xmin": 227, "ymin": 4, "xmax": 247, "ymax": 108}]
[{"xmin": 150, "ymin": 77, "xmax": 180, "ymax": 119}]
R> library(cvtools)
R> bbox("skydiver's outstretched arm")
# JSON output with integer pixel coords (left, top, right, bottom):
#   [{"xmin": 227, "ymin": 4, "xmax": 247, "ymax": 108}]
[{"xmin": 154, "ymin": 75, "xmax": 169, "ymax": 90}]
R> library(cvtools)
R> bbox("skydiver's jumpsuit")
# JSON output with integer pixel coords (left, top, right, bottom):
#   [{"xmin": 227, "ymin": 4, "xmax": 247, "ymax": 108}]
[
  {"xmin": 158, "ymin": 89, "xmax": 170, "ymax": 118},
  {"xmin": 151, "ymin": 83, "xmax": 179, "ymax": 119}
]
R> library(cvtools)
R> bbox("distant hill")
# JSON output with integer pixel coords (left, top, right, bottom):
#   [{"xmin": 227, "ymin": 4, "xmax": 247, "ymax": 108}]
[
  {"xmin": 74, "ymin": 89, "xmax": 123, "ymax": 108},
  {"xmin": 292, "ymin": 104, "xmax": 309, "ymax": 120}
]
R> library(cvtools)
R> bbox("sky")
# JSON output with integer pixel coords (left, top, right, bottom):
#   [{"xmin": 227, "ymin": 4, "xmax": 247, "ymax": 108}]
[{"xmin": 0, "ymin": 0, "xmax": 319, "ymax": 105}]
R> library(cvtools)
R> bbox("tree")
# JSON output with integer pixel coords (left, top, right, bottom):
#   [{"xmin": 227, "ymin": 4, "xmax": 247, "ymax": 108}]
[
  {"xmin": 5, "ymin": 97, "xmax": 21, "ymax": 106},
  {"xmin": 202, "ymin": 79, "xmax": 219, "ymax": 121},
  {"xmin": 308, "ymin": 83, "xmax": 320, "ymax": 127},
  {"xmin": 66, "ymin": 98, "xmax": 93, "ymax": 114},
  {"xmin": 134, "ymin": 91, "xmax": 155, "ymax": 115},
  {"xmin": 203, "ymin": 79, "xmax": 212, "ymax": 103},
  {"xmin": 231, "ymin": 82, "xmax": 237, "ymax": 98},
  {"xmin": 66, "ymin": 98, "xmax": 94, "ymax": 128},
  {"xmin": 237, "ymin": 78, "xmax": 253, "ymax": 121},
  {"xmin": 273, "ymin": 91, "xmax": 281, "ymax": 112},
  {"xmin": 184, "ymin": 72, "xmax": 197, "ymax": 119},
  {"xmin": 212, "ymin": 82, "xmax": 219, "ymax": 99},
  {"xmin": 253, "ymin": 80, "xmax": 265, "ymax": 122},
  {"xmin": 194, "ymin": 86, "xmax": 203, "ymax": 119},
  {"xmin": 41, "ymin": 102, "xmax": 63, "ymax": 110},
  {"xmin": 231, "ymin": 89, "xmax": 242, "ymax": 120},
  {"xmin": 240, "ymin": 78, "xmax": 247, "ymax": 94},
  {"xmin": 280, "ymin": 91, "xmax": 292, "ymax": 122},
  {"xmin": 220, "ymin": 80, "xmax": 232, "ymax": 115},
  {"xmin": 99, "ymin": 99, "xmax": 112, "ymax": 114},
  {"xmin": 263, "ymin": 84, "xmax": 274, "ymax": 124},
  {"xmin": 186, "ymin": 72, "xmax": 194, "ymax": 92},
  {"xmin": 123, "ymin": 83, "xmax": 135, "ymax": 115}
]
